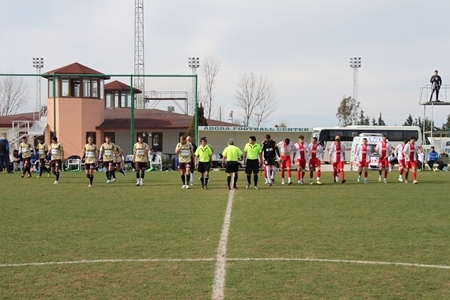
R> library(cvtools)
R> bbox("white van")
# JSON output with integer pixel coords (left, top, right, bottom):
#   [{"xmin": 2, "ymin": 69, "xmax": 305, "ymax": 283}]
[{"xmin": 350, "ymin": 133, "xmax": 383, "ymax": 170}]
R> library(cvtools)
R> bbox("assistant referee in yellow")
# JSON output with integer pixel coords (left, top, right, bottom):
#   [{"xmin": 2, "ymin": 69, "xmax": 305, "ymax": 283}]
[
  {"xmin": 243, "ymin": 135, "xmax": 263, "ymax": 189},
  {"xmin": 222, "ymin": 139, "xmax": 243, "ymax": 190},
  {"xmin": 195, "ymin": 137, "xmax": 213, "ymax": 189}
]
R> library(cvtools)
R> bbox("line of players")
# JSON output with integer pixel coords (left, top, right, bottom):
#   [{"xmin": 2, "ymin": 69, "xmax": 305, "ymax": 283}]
[
  {"xmin": 355, "ymin": 135, "xmax": 419, "ymax": 184},
  {"xmin": 18, "ymin": 135, "xmax": 127, "ymax": 187},
  {"xmin": 243, "ymin": 133, "xmax": 420, "ymax": 188}
]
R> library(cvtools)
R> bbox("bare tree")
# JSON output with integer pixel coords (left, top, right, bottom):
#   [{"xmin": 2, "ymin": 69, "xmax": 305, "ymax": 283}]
[
  {"xmin": 215, "ymin": 105, "xmax": 223, "ymax": 121},
  {"xmin": 201, "ymin": 55, "xmax": 221, "ymax": 119},
  {"xmin": 0, "ymin": 75, "xmax": 29, "ymax": 116},
  {"xmin": 235, "ymin": 72, "xmax": 277, "ymax": 127}
]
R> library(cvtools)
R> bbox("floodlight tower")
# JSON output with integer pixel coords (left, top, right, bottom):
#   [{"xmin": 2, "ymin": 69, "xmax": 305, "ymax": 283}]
[
  {"xmin": 350, "ymin": 57, "xmax": 361, "ymax": 125},
  {"xmin": 32, "ymin": 57, "xmax": 44, "ymax": 120},
  {"xmin": 188, "ymin": 57, "xmax": 200, "ymax": 112},
  {"xmin": 134, "ymin": 0, "xmax": 145, "ymax": 109}
]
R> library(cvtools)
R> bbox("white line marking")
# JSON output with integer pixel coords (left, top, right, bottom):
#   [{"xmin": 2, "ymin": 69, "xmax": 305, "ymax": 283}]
[
  {"xmin": 0, "ymin": 258, "xmax": 215, "ymax": 268},
  {"xmin": 227, "ymin": 257, "xmax": 450, "ymax": 270},
  {"xmin": 211, "ymin": 188, "xmax": 235, "ymax": 300},
  {"xmin": 1, "ymin": 257, "xmax": 450, "ymax": 270}
]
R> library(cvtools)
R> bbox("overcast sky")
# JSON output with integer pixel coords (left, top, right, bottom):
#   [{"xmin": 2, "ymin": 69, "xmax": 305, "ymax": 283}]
[{"xmin": 1, "ymin": 0, "xmax": 450, "ymax": 128}]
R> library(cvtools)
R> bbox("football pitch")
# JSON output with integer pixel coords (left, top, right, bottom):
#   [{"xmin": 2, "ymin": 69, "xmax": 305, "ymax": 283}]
[{"xmin": 1, "ymin": 169, "xmax": 450, "ymax": 299}]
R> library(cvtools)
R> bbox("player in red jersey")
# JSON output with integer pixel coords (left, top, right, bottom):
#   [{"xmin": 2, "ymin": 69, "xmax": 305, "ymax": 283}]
[
  {"xmin": 307, "ymin": 137, "xmax": 324, "ymax": 185},
  {"xmin": 328, "ymin": 134, "xmax": 346, "ymax": 183},
  {"xmin": 375, "ymin": 135, "xmax": 392, "ymax": 183},
  {"xmin": 277, "ymin": 138, "xmax": 293, "ymax": 185},
  {"xmin": 395, "ymin": 140, "xmax": 407, "ymax": 182},
  {"xmin": 402, "ymin": 137, "xmax": 419, "ymax": 184},
  {"xmin": 293, "ymin": 135, "xmax": 308, "ymax": 185},
  {"xmin": 355, "ymin": 138, "xmax": 370, "ymax": 183}
]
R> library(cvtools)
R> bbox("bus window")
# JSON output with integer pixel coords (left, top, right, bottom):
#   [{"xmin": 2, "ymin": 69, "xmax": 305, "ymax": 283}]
[
  {"xmin": 388, "ymin": 131, "xmax": 403, "ymax": 141},
  {"xmin": 330, "ymin": 130, "xmax": 344, "ymax": 139}
]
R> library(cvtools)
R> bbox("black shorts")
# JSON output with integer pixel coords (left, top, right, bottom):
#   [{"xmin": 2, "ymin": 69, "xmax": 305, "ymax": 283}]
[
  {"xmin": 226, "ymin": 161, "xmax": 239, "ymax": 173},
  {"xmin": 246, "ymin": 159, "xmax": 260, "ymax": 174},
  {"xmin": 264, "ymin": 158, "xmax": 277, "ymax": 166},
  {"xmin": 198, "ymin": 161, "xmax": 211, "ymax": 173}
]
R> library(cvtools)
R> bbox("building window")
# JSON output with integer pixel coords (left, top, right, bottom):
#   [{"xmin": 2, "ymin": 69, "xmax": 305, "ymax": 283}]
[
  {"xmin": 61, "ymin": 79, "xmax": 69, "ymax": 96},
  {"xmin": 152, "ymin": 132, "xmax": 162, "ymax": 152},
  {"xmin": 121, "ymin": 93, "xmax": 129, "ymax": 107},
  {"xmin": 104, "ymin": 132, "xmax": 116, "ymax": 143},
  {"xmin": 83, "ymin": 79, "xmax": 91, "ymax": 97},
  {"xmin": 48, "ymin": 80, "xmax": 53, "ymax": 98},
  {"xmin": 71, "ymin": 79, "xmax": 80, "ymax": 97},
  {"xmin": 106, "ymin": 94, "xmax": 113, "ymax": 108},
  {"xmin": 92, "ymin": 80, "xmax": 98, "ymax": 98},
  {"xmin": 100, "ymin": 80, "xmax": 104, "ymax": 100},
  {"xmin": 114, "ymin": 92, "xmax": 119, "ymax": 107},
  {"xmin": 86, "ymin": 132, "xmax": 97, "ymax": 145}
]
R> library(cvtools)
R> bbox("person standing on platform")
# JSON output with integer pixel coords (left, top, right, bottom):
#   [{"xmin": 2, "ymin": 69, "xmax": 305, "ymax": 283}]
[{"xmin": 429, "ymin": 70, "xmax": 442, "ymax": 102}]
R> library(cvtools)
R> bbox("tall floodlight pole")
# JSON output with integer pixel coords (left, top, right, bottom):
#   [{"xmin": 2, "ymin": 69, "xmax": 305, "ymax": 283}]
[
  {"xmin": 188, "ymin": 57, "xmax": 200, "ymax": 142},
  {"xmin": 350, "ymin": 57, "xmax": 361, "ymax": 125},
  {"xmin": 134, "ymin": 0, "xmax": 145, "ymax": 109},
  {"xmin": 32, "ymin": 57, "xmax": 44, "ymax": 121}
]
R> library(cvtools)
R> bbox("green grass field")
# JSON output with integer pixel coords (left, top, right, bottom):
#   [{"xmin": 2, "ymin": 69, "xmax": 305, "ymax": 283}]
[{"xmin": 1, "ymin": 169, "xmax": 450, "ymax": 299}]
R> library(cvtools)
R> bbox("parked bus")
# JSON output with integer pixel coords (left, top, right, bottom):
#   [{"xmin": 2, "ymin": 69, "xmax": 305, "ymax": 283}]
[{"xmin": 312, "ymin": 126, "xmax": 422, "ymax": 163}]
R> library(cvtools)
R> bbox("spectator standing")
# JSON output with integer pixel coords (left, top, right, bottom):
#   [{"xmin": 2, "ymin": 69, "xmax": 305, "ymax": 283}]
[
  {"xmin": 417, "ymin": 147, "xmax": 425, "ymax": 171},
  {"xmin": 0, "ymin": 133, "xmax": 10, "ymax": 172}
]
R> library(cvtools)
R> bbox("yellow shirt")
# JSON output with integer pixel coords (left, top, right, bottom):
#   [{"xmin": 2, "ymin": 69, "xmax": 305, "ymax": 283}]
[
  {"xmin": 195, "ymin": 145, "xmax": 213, "ymax": 162},
  {"xmin": 19, "ymin": 142, "xmax": 33, "ymax": 159},
  {"xmin": 222, "ymin": 145, "xmax": 242, "ymax": 162},
  {"xmin": 177, "ymin": 142, "xmax": 192, "ymax": 163},
  {"xmin": 100, "ymin": 143, "xmax": 116, "ymax": 161},
  {"xmin": 83, "ymin": 143, "xmax": 98, "ymax": 164},
  {"xmin": 50, "ymin": 142, "xmax": 64, "ymax": 160},
  {"xmin": 37, "ymin": 143, "xmax": 48, "ymax": 159},
  {"xmin": 133, "ymin": 142, "xmax": 149, "ymax": 162}
]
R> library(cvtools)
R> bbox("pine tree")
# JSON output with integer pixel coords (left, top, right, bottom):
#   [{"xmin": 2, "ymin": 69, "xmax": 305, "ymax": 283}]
[
  {"xmin": 377, "ymin": 112, "xmax": 386, "ymax": 126},
  {"xmin": 184, "ymin": 104, "xmax": 208, "ymax": 143},
  {"xmin": 403, "ymin": 114, "xmax": 414, "ymax": 126}
]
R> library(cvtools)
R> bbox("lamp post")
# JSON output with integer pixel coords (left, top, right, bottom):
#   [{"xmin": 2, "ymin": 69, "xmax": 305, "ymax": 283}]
[
  {"xmin": 32, "ymin": 58, "xmax": 44, "ymax": 121},
  {"xmin": 350, "ymin": 57, "xmax": 361, "ymax": 125},
  {"xmin": 229, "ymin": 111, "xmax": 234, "ymax": 124},
  {"xmin": 188, "ymin": 57, "xmax": 200, "ymax": 143}
]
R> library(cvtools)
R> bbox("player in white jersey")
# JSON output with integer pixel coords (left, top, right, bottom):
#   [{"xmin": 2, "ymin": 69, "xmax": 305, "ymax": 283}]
[
  {"xmin": 402, "ymin": 136, "xmax": 419, "ymax": 184},
  {"xmin": 293, "ymin": 135, "xmax": 308, "ymax": 185},
  {"xmin": 328, "ymin": 135, "xmax": 346, "ymax": 183},
  {"xmin": 307, "ymin": 137, "xmax": 324, "ymax": 185},
  {"xmin": 277, "ymin": 138, "xmax": 293, "ymax": 185},
  {"xmin": 395, "ymin": 140, "xmax": 407, "ymax": 182},
  {"xmin": 355, "ymin": 138, "xmax": 370, "ymax": 183},
  {"xmin": 375, "ymin": 135, "xmax": 393, "ymax": 183}
]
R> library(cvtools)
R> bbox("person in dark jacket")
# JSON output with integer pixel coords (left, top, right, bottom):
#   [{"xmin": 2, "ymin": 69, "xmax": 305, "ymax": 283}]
[
  {"xmin": 0, "ymin": 133, "xmax": 10, "ymax": 172},
  {"xmin": 430, "ymin": 70, "xmax": 442, "ymax": 102},
  {"xmin": 436, "ymin": 149, "xmax": 449, "ymax": 171},
  {"xmin": 428, "ymin": 146, "xmax": 439, "ymax": 169}
]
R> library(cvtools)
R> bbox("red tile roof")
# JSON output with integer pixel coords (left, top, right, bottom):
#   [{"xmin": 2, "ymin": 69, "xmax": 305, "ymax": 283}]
[
  {"xmin": 0, "ymin": 112, "xmax": 35, "ymax": 127},
  {"xmin": 104, "ymin": 80, "xmax": 142, "ymax": 94},
  {"xmin": 43, "ymin": 62, "xmax": 110, "ymax": 79},
  {"xmin": 96, "ymin": 108, "xmax": 236, "ymax": 130}
]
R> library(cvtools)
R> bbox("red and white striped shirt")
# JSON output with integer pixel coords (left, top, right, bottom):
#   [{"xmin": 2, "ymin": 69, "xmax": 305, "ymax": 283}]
[
  {"xmin": 308, "ymin": 143, "xmax": 323, "ymax": 160},
  {"xmin": 403, "ymin": 142, "xmax": 418, "ymax": 162},
  {"xmin": 294, "ymin": 142, "xmax": 307, "ymax": 160},
  {"xmin": 329, "ymin": 141, "xmax": 345, "ymax": 162},
  {"xmin": 356, "ymin": 143, "xmax": 370, "ymax": 162}
]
